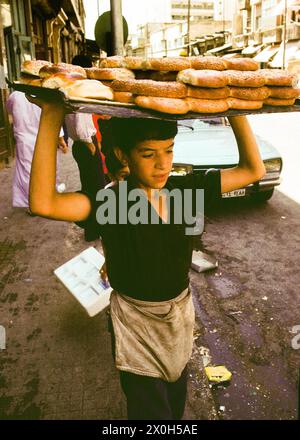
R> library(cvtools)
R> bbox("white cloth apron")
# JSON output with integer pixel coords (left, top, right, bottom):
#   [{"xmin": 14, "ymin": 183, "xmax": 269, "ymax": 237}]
[{"xmin": 109, "ymin": 287, "xmax": 195, "ymax": 382}]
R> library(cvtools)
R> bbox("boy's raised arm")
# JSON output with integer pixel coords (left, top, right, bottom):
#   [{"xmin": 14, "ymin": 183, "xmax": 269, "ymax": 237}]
[
  {"xmin": 220, "ymin": 116, "xmax": 266, "ymax": 194},
  {"xmin": 29, "ymin": 99, "xmax": 91, "ymax": 222}
]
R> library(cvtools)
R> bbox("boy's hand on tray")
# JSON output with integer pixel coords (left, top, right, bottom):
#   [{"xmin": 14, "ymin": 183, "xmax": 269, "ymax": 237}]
[
  {"xmin": 26, "ymin": 94, "xmax": 61, "ymax": 109},
  {"xmin": 25, "ymin": 94, "xmax": 74, "ymax": 114}
]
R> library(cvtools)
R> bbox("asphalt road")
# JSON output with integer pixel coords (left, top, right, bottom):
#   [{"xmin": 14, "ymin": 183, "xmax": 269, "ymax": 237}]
[
  {"xmin": 191, "ymin": 189, "xmax": 300, "ymax": 419},
  {"xmin": 188, "ymin": 113, "xmax": 300, "ymax": 420}
]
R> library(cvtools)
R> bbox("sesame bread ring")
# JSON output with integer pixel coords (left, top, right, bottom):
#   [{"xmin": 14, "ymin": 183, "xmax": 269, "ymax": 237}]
[
  {"xmin": 111, "ymin": 79, "xmax": 188, "ymax": 98},
  {"xmin": 113, "ymin": 91, "xmax": 135, "ymax": 103},
  {"xmin": 264, "ymin": 97, "xmax": 296, "ymax": 106},
  {"xmin": 186, "ymin": 98, "xmax": 229, "ymax": 113},
  {"xmin": 223, "ymin": 58, "xmax": 259, "ymax": 71},
  {"xmin": 227, "ymin": 98, "xmax": 263, "ymax": 110},
  {"xmin": 85, "ymin": 67, "xmax": 135, "ymax": 80},
  {"xmin": 190, "ymin": 56, "xmax": 227, "ymax": 71},
  {"xmin": 187, "ymin": 86, "xmax": 230, "ymax": 99},
  {"xmin": 42, "ymin": 72, "xmax": 88, "ymax": 89},
  {"xmin": 177, "ymin": 69, "xmax": 228, "ymax": 88},
  {"xmin": 57, "ymin": 63, "xmax": 87, "ymax": 77},
  {"xmin": 99, "ymin": 56, "xmax": 124, "ymax": 68},
  {"xmin": 229, "ymin": 86, "xmax": 270, "ymax": 101},
  {"xmin": 134, "ymin": 96, "xmax": 190, "ymax": 114},
  {"xmin": 226, "ymin": 70, "xmax": 265, "ymax": 88},
  {"xmin": 99, "ymin": 80, "xmax": 113, "ymax": 87},
  {"xmin": 268, "ymin": 86, "xmax": 300, "ymax": 99},
  {"xmin": 147, "ymin": 57, "xmax": 191, "ymax": 71},
  {"xmin": 124, "ymin": 56, "xmax": 149, "ymax": 70},
  {"xmin": 259, "ymin": 69, "xmax": 298, "ymax": 87},
  {"xmin": 39, "ymin": 63, "xmax": 86, "ymax": 79},
  {"xmin": 21, "ymin": 60, "xmax": 52, "ymax": 76}
]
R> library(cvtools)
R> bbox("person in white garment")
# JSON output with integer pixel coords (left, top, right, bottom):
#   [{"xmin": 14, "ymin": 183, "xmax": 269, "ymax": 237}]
[{"xmin": 6, "ymin": 91, "xmax": 67, "ymax": 209}]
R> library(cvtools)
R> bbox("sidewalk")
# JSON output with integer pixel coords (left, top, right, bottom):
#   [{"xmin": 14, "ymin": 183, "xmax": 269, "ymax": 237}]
[{"xmin": 0, "ymin": 150, "xmax": 218, "ymax": 420}]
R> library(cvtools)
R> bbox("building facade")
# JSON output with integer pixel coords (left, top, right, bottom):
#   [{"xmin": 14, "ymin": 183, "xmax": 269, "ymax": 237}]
[
  {"xmin": 126, "ymin": 0, "xmax": 234, "ymax": 57},
  {"xmin": 0, "ymin": 0, "xmax": 86, "ymax": 165},
  {"xmin": 126, "ymin": 1, "xmax": 300, "ymax": 73},
  {"xmin": 171, "ymin": 0, "xmax": 214, "ymax": 22},
  {"xmin": 233, "ymin": 0, "xmax": 300, "ymax": 67}
]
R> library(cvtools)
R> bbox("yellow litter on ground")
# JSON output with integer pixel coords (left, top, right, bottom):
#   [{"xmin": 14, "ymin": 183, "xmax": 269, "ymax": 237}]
[{"xmin": 204, "ymin": 366, "xmax": 232, "ymax": 383}]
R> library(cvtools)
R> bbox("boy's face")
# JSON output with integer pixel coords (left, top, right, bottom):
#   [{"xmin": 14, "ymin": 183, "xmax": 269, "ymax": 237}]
[{"xmin": 127, "ymin": 138, "xmax": 174, "ymax": 191}]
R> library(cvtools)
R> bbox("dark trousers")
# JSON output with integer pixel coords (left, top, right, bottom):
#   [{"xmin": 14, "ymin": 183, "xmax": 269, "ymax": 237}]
[
  {"xmin": 72, "ymin": 137, "xmax": 106, "ymax": 195},
  {"xmin": 72, "ymin": 137, "xmax": 106, "ymax": 241},
  {"xmin": 107, "ymin": 311, "xmax": 188, "ymax": 420}
]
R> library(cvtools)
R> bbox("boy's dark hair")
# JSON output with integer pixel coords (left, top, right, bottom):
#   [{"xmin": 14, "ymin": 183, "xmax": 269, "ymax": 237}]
[
  {"xmin": 99, "ymin": 118, "xmax": 178, "ymax": 156},
  {"xmin": 105, "ymin": 150, "xmax": 124, "ymax": 176},
  {"xmin": 72, "ymin": 54, "xmax": 92, "ymax": 68}
]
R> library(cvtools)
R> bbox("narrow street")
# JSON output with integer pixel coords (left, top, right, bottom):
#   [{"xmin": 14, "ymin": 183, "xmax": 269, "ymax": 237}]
[
  {"xmin": 193, "ymin": 190, "xmax": 300, "ymax": 419},
  {"xmin": 190, "ymin": 114, "xmax": 300, "ymax": 419}
]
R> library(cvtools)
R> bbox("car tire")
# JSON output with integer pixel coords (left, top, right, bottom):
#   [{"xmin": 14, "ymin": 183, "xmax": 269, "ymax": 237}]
[{"xmin": 252, "ymin": 188, "xmax": 274, "ymax": 203}]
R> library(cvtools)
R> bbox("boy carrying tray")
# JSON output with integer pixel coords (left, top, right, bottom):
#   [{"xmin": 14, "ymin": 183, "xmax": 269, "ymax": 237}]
[{"xmin": 28, "ymin": 97, "xmax": 265, "ymax": 420}]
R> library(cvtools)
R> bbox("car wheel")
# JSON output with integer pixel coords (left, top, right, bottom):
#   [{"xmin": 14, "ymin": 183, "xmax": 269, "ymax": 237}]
[{"xmin": 252, "ymin": 188, "xmax": 274, "ymax": 203}]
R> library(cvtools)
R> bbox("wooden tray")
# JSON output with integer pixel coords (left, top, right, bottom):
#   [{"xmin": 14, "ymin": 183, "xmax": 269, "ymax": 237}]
[{"xmin": 8, "ymin": 79, "xmax": 300, "ymax": 121}]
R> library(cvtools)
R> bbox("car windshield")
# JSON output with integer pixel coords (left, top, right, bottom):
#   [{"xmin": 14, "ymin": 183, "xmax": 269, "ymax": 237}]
[{"xmin": 178, "ymin": 118, "xmax": 225, "ymax": 132}]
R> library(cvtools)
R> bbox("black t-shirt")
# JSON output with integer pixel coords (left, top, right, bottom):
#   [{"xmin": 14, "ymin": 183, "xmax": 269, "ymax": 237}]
[{"xmin": 76, "ymin": 169, "xmax": 221, "ymax": 301}]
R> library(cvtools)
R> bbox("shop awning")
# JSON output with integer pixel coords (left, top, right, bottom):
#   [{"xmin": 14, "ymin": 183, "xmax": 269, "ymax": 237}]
[
  {"xmin": 269, "ymin": 41, "xmax": 300, "ymax": 68},
  {"xmin": 205, "ymin": 43, "xmax": 232, "ymax": 55},
  {"xmin": 254, "ymin": 45, "xmax": 280, "ymax": 63},
  {"xmin": 222, "ymin": 52, "xmax": 242, "ymax": 59},
  {"xmin": 242, "ymin": 44, "xmax": 264, "ymax": 56}
]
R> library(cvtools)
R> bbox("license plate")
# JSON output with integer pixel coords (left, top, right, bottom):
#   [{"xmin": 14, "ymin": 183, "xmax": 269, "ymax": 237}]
[{"xmin": 222, "ymin": 189, "xmax": 246, "ymax": 198}]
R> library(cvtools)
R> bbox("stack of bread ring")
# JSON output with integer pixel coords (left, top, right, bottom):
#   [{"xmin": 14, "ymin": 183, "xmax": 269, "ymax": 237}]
[
  {"xmin": 19, "ymin": 57, "xmax": 300, "ymax": 115},
  {"xmin": 19, "ymin": 60, "xmax": 114, "ymax": 101}
]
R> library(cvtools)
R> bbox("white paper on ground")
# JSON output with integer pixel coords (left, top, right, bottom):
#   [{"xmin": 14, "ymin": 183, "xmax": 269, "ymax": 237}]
[
  {"xmin": 191, "ymin": 250, "xmax": 218, "ymax": 273},
  {"xmin": 54, "ymin": 247, "xmax": 112, "ymax": 317}
]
